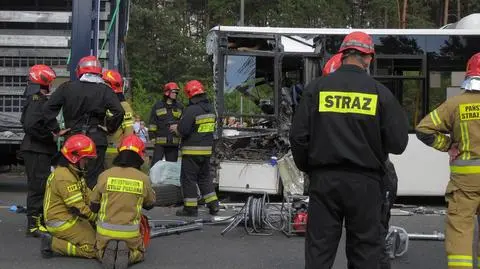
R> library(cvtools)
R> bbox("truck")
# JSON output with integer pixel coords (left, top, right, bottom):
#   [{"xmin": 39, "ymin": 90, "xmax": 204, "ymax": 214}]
[
  {"xmin": 0, "ymin": 0, "xmax": 131, "ymax": 172},
  {"xmin": 207, "ymin": 13, "xmax": 480, "ymax": 197}
]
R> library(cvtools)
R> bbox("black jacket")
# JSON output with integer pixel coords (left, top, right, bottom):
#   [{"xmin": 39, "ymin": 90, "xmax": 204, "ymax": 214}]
[
  {"xmin": 289, "ymin": 64, "xmax": 409, "ymax": 173},
  {"xmin": 178, "ymin": 94, "xmax": 215, "ymax": 155},
  {"xmin": 20, "ymin": 84, "xmax": 56, "ymax": 155},
  {"xmin": 42, "ymin": 80, "xmax": 125, "ymax": 146},
  {"xmin": 148, "ymin": 99, "xmax": 183, "ymax": 146}
]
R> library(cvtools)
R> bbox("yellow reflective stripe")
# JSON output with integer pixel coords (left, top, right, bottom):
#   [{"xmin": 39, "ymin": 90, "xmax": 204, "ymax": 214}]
[
  {"xmin": 46, "ymin": 217, "xmax": 78, "ymax": 233},
  {"xmin": 106, "ymin": 147, "xmax": 118, "ymax": 154},
  {"xmin": 195, "ymin": 117, "xmax": 215, "ymax": 124},
  {"xmin": 204, "ymin": 193, "xmax": 218, "ymax": 203},
  {"xmin": 173, "ymin": 111, "xmax": 181, "ymax": 118},
  {"xmin": 185, "ymin": 201, "xmax": 198, "ymax": 207},
  {"xmin": 450, "ymin": 165, "xmax": 480, "ymax": 174},
  {"xmin": 318, "ymin": 91, "xmax": 378, "ymax": 116},
  {"xmin": 149, "ymin": 125, "xmax": 157, "ymax": 131},
  {"xmin": 43, "ymin": 178, "xmax": 53, "ymax": 222},
  {"xmin": 99, "ymin": 193, "xmax": 108, "ymax": 222},
  {"xmin": 88, "ymin": 212, "xmax": 97, "ymax": 222},
  {"xmin": 198, "ymin": 123, "xmax": 215, "ymax": 133},
  {"xmin": 460, "ymin": 122, "xmax": 471, "ymax": 160},
  {"xmin": 181, "ymin": 149, "xmax": 212, "ymax": 155},
  {"xmin": 156, "ymin": 108, "xmax": 167, "ymax": 116},
  {"xmin": 67, "ymin": 242, "xmax": 72, "ymax": 256},
  {"xmin": 106, "ymin": 177, "xmax": 144, "ymax": 195},
  {"xmin": 64, "ymin": 193, "xmax": 83, "ymax": 205},
  {"xmin": 133, "ymin": 197, "xmax": 143, "ymax": 225},
  {"xmin": 430, "ymin": 110, "xmax": 441, "ymax": 126},
  {"xmin": 172, "ymin": 137, "xmax": 180, "ymax": 144},
  {"xmin": 448, "ymin": 255, "xmax": 473, "ymax": 267},
  {"xmin": 155, "ymin": 137, "xmax": 167, "ymax": 144},
  {"xmin": 97, "ymin": 225, "xmax": 140, "ymax": 239},
  {"xmin": 433, "ymin": 134, "xmax": 446, "ymax": 150},
  {"xmin": 122, "ymin": 120, "xmax": 134, "ymax": 128},
  {"xmin": 106, "ymin": 110, "xmax": 113, "ymax": 117}
]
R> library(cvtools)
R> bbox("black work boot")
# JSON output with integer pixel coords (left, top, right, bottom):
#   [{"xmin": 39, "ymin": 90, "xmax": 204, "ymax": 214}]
[
  {"xmin": 102, "ymin": 240, "xmax": 118, "ymax": 269},
  {"xmin": 115, "ymin": 241, "xmax": 130, "ymax": 269},
  {"xmin": 40, "ymin": 233, "xmax": 54, "ymax": 259},
  {"xmin": 26, "ymin": 215, "xmax": 48, "ymax": 238},
  {"xmin": 207, "ymin": 201, "xmax": 220, "ymax": 216},
  {"xmin": 175, "ymin": 206, "xmax": 198, "ymax": 217}
]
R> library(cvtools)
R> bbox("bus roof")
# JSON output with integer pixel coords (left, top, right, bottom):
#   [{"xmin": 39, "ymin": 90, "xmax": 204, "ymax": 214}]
[{"xmin": 209, "ymin": 25, "xmax": 480, "ymax": 36}]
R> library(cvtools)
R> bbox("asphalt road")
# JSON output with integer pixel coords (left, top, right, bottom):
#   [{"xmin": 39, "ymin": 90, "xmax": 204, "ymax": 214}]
[{"xmin": 0, "ymin": 173, "xmax": 447, "ymax": 269}]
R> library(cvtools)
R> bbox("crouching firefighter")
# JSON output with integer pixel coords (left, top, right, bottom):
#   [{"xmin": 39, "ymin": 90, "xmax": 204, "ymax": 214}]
[
  {"xmin": 40, "ymin": 134, "xmax": 98, "ymax": 259},
  {"xmin": 416, "ymin": 52, "xmax": 480, "ymax": 269},
  {"xmin": 102, "ymin": 69, "xmax": 135, "ymax": 169},
  {"xmin": 90, "ymin": 134, "xmax": 156, "ymax": 269},
  {"xmin": 173, "ymin": 80, "xmax": 219, "ymax": 217},
  {"xmin": 43, "ymin": 55, "xmax": 125, "ymax": 189},
  {"xmin": 20, "ymin": 64, "xmax": 57, "ymax": 237}
]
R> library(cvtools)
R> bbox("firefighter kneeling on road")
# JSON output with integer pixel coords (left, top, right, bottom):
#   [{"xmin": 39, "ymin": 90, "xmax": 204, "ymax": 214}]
[
  {"xmin": 40, "ymin": 134, "xmax": 98, "ymax": 259},
  {"xmin": 416, "ymin": 52, "xmax": 480, "ymax": 269},
  {"xmin": 102, "ymin": 69, "xmax": 135, "ymax": 169},
  {"xmin": 173, "ymin": 80, "xmax": 219, "ymax": 217},
  {"xmin": 90, "ymin": 134, "xmax": 156, "ymax": 269}
]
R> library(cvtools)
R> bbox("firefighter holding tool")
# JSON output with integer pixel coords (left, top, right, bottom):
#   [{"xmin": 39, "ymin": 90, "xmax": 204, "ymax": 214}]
[
  {"xmin": 416, "ymin": 52, "xmax": 480, "ymax": 269},
  {"xmin": 20, "ymin": 64, "xmax": 57, "ymax": 238},
  {"xmin": 102, "ymin": 69, "xmax": 135, "ymax": 169},
  {"xmin": 90, "ymin": 134, "xmax": 155, "ymax": 269},
  {"xmin": 290, "ymin": 31, "xmax": 409, "ymax": 269},
  {"xmin": 40, "ymin": 134, "xmax": 98, "ymax": 259}
]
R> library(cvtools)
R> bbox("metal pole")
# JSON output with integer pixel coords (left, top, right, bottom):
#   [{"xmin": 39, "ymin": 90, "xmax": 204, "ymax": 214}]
[{"xmin": 240, "ymin": 0, "xmax": 244, "ymax": 26}]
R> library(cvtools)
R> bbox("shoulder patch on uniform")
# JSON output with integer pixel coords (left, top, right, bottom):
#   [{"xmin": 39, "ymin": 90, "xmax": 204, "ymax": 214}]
[
  {"xmin": 32, "ymin": 94, "xmax": 39, "ymax": 101},
  {"xmin": 459, "ymin": 103, "xmax": 480, "ymax": 121},
  {"xmin": 319, "ymin": 91, "xmax": 378, "ymax": 116}
]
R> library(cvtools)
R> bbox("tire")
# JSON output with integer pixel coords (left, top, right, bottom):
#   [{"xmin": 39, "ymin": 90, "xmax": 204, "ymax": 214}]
[{"xmin": 153, "ymin": 184, "xmax": 183, "ymax": 207}]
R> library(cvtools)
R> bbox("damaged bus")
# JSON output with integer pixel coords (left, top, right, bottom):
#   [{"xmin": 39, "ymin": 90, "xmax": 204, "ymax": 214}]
[{"xmin": 207, "ymin": 15, "xmax": 480, "ymax": 197}]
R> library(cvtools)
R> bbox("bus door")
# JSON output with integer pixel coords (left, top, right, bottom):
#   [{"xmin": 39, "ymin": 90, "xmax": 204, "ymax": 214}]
[{"xmin": 371, "ymin": 54, "xmax": 427, "ymax": 131}]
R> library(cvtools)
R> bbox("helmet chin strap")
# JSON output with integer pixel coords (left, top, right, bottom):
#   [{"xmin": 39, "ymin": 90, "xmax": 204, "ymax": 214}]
[{"xmin": 355, "ymin": 54, "xmax": 371, "ymax": 74}]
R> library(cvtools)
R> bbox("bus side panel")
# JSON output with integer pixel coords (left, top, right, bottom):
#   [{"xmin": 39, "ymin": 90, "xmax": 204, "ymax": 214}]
[{"xmin": 390, "ymin": 134, "xmax": 450, "ymax": 196}]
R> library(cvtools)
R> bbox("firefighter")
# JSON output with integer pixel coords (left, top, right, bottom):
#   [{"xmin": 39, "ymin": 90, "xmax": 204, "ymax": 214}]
[
  {"xmin": 40, "ymin": 134, "xmax": 97, "ymax": 259},
  {"xmin": 322, "ymin": 52, "xmax": 400, "ymax": 269},
  {"xmin": 416, "ymin": 52, "xmax": 480, "ymax": 269},
  {"xmin": 173, "ymin": 80, "xmax": 219, "ymax": 217},
  {"xmin": 290, "ymin": 31, "xmax": 409, "ymax": 269},
  {"xmin": 148, "ymin": 82, "xmax": 183, "ymax": 166},
  {"xmin": 90, "ymin": 134, "xmax": 155, "ymax": 269},
  {"xmin": 20, "ymin": 64, "xmax": 57, "ymax": 237},
  {"xmin": 102, "ymin": 69, "xmax": 135, "ymax": 169},
  {"xmin": 43, "ymin": 55, "xmax": 125, "ymax": 190}
]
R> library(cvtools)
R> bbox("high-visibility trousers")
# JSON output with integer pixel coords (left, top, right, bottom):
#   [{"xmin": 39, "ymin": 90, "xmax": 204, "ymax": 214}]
[
  {"xmin": 50, "ymin": 218, "xmax": 96, "ymax": 258},
  {"xmin": 96, "ymin": 233, "xmax": 145, "ymax": 265},
  {"xmin": 445, "ymin": 179, "xmax": 480, "ymax": 269}
]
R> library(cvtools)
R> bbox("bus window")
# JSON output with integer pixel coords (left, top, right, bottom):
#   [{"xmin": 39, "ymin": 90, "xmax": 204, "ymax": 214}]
[{"xmin": 223, "ymin": 55, "xmax": 274, "ymax": 115}]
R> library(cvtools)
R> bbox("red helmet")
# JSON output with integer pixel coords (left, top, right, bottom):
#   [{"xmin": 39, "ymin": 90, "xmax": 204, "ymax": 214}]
[
  {"xmin": 29, "ymin": 64, "xmax": 56, "ymax": 87},
  {"xmin": 338, "ymin": 31, "xmax": 375, "ymax": 55},
  {"xmin": 61, "ymin": 134, "xmax": 97, "ymax": 164},
  {"xmin": 466, "ymin": 52, "xmax": 480, "ymax": 77},
  {"xmin": 118, "ymin": 134, "xmax": 145, "ymax": 158},
  {"xmin": 322, "ymin": 53, "xmax": 343, "ymax": 76},
  {"xmin": 102, "ymin": 69, "xmax": 124, "ymax": 93},
  {"xmin": 184, "ymin": 80, "xmax": 205, "ymax": 99},
  {"xmin": 164, "ymin": 82, "xmax": 180, "ymax": 96},
  {"xmin": 76, "ymin": 55, "xmax": 102, "ymax": 78}
]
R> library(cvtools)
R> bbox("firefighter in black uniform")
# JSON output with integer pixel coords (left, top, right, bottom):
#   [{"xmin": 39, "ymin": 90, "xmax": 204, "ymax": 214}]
[
  {"xmin": 42, "ymin": 56, "xmax": 125, "ymax": 190},
  {"xmin": 290, "ymin": 31, "xmax": 409, "ymax": 269},
  {"xmin": 148, "ymin": 82, "xmax": 183, "ymax": 166},
  {"xmin": 20, "ymin": 64, "xmax": 58, "ymax": 237},
  {"xmin": 173, "ymin": 80, "xmax": 219, "ymax": 217}
]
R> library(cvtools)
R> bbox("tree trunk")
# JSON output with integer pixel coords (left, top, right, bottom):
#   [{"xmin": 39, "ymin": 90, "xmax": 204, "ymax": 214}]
[
  {"xmin": 402, "ymin": 0, "xmax": 408, "ymax": 28},
  {"xmin": 457, "ymin": 0, "xmax": 461, "ymax": 21},
  {"xmin": 443, "ymin": 0, "xmax": 449, "ymax": 25},
  {"xmin": 396, "ymin": 0, "xmax": 402, "ymax": 28}
]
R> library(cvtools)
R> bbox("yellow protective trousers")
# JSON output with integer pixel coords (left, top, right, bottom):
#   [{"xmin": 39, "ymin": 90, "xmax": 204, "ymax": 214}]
[
  {"xmin": 96, "ymin": 233, "xmax": 145, "ymax": 265},
  {"xmin": 50, "ymin": 218, "xmax": 96, "ymax": 258},
  {"xmin": 445, "ymin": 179, "xmax": 480, "ymax": 269}
]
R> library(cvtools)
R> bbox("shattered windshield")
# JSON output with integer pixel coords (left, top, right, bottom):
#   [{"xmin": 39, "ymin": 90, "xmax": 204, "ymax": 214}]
[{"xmin": 224, "ymin": 55, "xmax": 274, "ymax": 116}]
